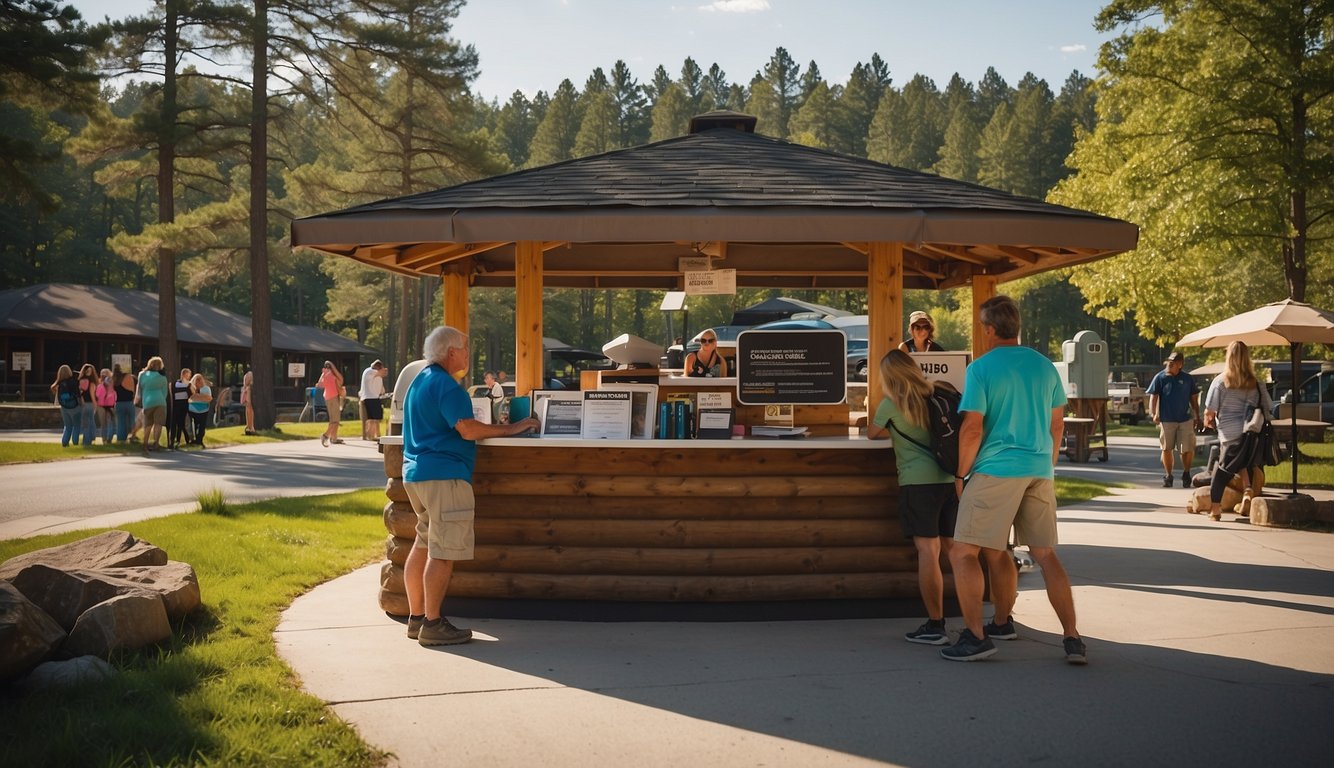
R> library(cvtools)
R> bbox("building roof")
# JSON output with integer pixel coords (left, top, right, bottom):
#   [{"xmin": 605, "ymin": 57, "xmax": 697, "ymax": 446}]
[
  {"xmin": 291, "ymin": 117, "xmax": 1138, "ymax": 290},
  {"xmin": 0, "ymin": 283, "xmax": 376, "ymax": 355}
]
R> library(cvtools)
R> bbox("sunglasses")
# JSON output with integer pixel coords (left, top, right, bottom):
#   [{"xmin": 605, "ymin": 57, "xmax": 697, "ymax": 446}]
[
  {"xmin": 701, "ymin": 338, "xmax": 716, "ymax": 344},
  {"xmin": 911, "ymin": 323, "xmax": 932, "ymax": 331}
]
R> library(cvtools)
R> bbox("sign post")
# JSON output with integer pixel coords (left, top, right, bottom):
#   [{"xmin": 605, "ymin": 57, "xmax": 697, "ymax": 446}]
[{"xmin": 13, "ymin": 352, "xmax": 31, "ymax": 402}]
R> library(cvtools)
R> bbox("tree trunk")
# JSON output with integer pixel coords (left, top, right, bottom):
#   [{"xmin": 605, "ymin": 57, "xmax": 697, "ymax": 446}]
[
  {"xmin": 157, "ymin": 0, "xmax": 179, "ymax": 375},
  {"xmin": 1287, "ymin": 88, "xmax": 1307, "ymax": 302},
  {"xmin": 249, "ymin": 0, "xmax": 275, "ymax": 429}
]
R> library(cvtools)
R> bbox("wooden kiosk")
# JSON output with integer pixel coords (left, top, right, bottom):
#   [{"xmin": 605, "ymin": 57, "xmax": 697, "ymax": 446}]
[{"xmin": 293, "ymin": 111, "xmax": 1138, "ymax": 607}]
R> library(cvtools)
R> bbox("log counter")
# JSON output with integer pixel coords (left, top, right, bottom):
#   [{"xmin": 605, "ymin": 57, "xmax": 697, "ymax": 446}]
[{"xmin": 451, "ymin": 436, "xmax": 912, "ymax": 603}]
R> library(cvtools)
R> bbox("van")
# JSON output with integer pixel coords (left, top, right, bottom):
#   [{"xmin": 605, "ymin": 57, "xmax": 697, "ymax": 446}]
[{"xmin": 1273, "ymin": 369, "xmax": 1334, "ymax": 422}]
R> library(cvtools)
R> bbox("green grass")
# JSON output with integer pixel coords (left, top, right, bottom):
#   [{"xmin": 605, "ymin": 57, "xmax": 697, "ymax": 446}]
[
  {"xmin": 0, "ymin": 421, "xmax": 368, "ymax": 465},
  {"xmin": 0, "ymin": 491, "xmax": 388, "ymax": 767},
  {"xmin": 1054, "ymin": 476, "xmax": 1117, "ymax": 506},
  {"xmin": 1105, "ymin": 422, "xmax": 1159, "ymax": 438}
]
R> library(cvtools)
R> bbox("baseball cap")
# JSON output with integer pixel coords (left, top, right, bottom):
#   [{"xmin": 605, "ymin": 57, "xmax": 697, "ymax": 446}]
[
  {"xmin": 1165, "ymin": 352, "xmax": 1184, "ymax": 363},
  {"xmin": 908, "ymin": 310, "xmax": 934, "ymax": 328}
]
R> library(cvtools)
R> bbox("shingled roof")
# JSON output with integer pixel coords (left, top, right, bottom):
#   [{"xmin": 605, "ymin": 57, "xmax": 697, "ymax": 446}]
[
  {"xmin": 291, "ymin": 113, "xmax": 1137, "ymax": 290},
  {"xmin": 0, "ymin": 283, "xmax": 376, "ymax": 354}
]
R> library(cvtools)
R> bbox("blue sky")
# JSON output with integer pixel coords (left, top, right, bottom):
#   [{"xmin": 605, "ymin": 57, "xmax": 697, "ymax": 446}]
[{"xmin": 75, "ymin": 0, "xmax": 1117, "ymax": 101}]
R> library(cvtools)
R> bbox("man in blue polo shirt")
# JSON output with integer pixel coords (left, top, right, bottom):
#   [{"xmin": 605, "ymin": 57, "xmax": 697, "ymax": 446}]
[
  {"xmin": 1146, "ymin": 352, "xmax": 1202, "ymax": 487},
  {"xmin": 402, "ymin": 326, "xmax": 539, "ymax": 646},
  {"xmin": 945, "ymin": 295, "xmax": 1086, "ymax": 665}
]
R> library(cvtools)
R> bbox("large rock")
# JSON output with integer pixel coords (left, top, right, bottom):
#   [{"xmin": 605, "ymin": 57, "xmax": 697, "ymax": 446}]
[
  {"xmin": 0, "ymin": 530, "xmax": 166, "ymax": 581},
  {"xmin": 0, "ymin": 582, "xmax": 66, "ymax": 684},
  {"xmin": 378, "ymin": 589, "xmax": 409, "ymax": 617},
  {"xmin": 94, "ymin": 562, "xmax": 201, "ymax": 621},
  {"xmin": 9, "ymin": 561, "xmax": 200, "ymax": 630},
  {"xmin": 385, "ymin": 534, "xmax": 413, "ymax": 566},
  {"xmin": 383, "ymin": 500, "xmax": 418, "ymax": 539},
  {"xmin": 62, "ymin": 592, "xmax": 171, "ymax": 658},
  {"xmin": 380, "ymin": 562, "xmax": 406, "ymax": 595},
  {"xmin": 1186, "ymin": 484, "xmax": 1244, "ymax": 515},
  {"xmin": 21, "ymin": 655, "xmax": 115, "ymax": 692}
]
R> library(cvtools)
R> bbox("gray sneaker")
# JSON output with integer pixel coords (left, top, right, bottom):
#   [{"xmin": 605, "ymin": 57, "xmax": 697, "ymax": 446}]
[
  {"xmin": 406, "ymin": 615, "xmax": 424, "ymax": 640},
  {"xmin": 940, "ymin": 629, "xmax": 997, "ymax": 662},
  {"xmin": 418, "ymin": 617, "xmax": 472, "ymax": 646},
  {"xmin": 1063, "ymin": 636, "xmax": 1088, "ymax": 665}
]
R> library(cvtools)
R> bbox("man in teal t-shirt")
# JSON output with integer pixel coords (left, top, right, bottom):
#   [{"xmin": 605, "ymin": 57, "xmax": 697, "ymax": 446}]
[{"xmin": 943, "ymin": 295, "xmax": 1086, "ymax": 665}]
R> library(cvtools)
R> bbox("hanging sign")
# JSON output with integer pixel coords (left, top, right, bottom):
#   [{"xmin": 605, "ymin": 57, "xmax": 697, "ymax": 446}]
[
  {"xmin": 684, "ymin": 268, "xmax": 736, "ymax": 296},
  {"xmin": 677, "ymin": 256, "xmax": 711, "ymax": 273}
]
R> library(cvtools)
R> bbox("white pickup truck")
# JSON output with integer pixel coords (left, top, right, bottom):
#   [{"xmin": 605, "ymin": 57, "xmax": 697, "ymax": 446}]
[{"xmin": 1107, "ymin": 381, "xmax": 1149, "ymax": 425}]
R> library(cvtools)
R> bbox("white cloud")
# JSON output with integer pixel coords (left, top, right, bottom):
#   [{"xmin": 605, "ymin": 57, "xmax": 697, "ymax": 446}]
[
  {"xmin": 699, "ymin": 0, "xmax": 771, "ymax": 13},
  {"xmin": 1060, "ymin": 43, "xmax": 1088, "ymax": 53}
]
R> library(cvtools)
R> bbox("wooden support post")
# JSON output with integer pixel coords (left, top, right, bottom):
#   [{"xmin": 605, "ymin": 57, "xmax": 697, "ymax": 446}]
[
  {"xmin": 971, "ymin": 274, "xmax": 999, "ymax": 359},
  {"xmin": 441, "ymin": 259, "xmax": 471, "ymax": 334},
  {"xmin": 514, "ymin": 241, "xmax": 543, "ymax": 396},
  {"xmin": 867, "ymin": 242, "xmax": 903, "ymax": 419}
]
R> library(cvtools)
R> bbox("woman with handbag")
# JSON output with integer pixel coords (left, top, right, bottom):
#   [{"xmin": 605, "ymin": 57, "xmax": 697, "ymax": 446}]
[{"xmin": 1203, "ymin": 341, "xmax": 1272, "ymax": 521}]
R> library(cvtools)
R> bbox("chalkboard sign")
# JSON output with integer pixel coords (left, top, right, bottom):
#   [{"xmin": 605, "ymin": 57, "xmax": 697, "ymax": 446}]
[{"xmin": 736, "ymin": 330, "xmax": 847, "ymax": 405}]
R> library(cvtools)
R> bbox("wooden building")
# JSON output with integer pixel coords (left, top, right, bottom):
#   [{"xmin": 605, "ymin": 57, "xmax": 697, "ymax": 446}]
[{"xmin": 293, "ymin": 111, "xmax": 1138, "ymax": 605}]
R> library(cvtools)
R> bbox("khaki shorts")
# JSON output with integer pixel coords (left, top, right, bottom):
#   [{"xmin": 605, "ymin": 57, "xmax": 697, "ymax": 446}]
[
  {"xmin": 143, "ymin": 405, "xmax": 167, "ymax": 429},
  {"xmin": 1159, "ymin": 420, "xmax": 1197, "ymax": 454},
  {"xmin": 405, "ymin": 479, "xmax": 475, "ymax": 560},
  {"xmin": 326, "ymin": 396, "xmax": 342, "ymax": 425},
  {"xmin": 954, "ymin": 474, "xmax": 1058, "ymax": 551}
]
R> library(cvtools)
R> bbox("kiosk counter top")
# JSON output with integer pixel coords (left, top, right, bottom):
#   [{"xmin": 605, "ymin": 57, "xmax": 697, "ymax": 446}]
[{"xmin": 477, "ymin": 434, "xmax": 884, "ymax": 449}]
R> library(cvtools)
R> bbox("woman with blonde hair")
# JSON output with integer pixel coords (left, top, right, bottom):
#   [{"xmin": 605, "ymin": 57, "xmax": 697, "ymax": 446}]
[
  {"xmin": 867, "ymin": 349, "xmax": 958, "ymax": 645},
  {"xmin": 187, "ymin": 373, "xmax": 212, "ymax": 447},
  {"xmin": 50, "ymin": 364, "xmax": 80, "ymax": 446},
  {"xmin": 1203, "ymin": 340, "xmax": 1272, "ymax": 521},
  {"xmin": 137, "ymin": 356, "xmax": 170, "ymax": 455}
]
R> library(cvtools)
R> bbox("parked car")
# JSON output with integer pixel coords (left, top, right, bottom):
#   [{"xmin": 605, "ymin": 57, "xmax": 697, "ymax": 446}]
[
  {"xmin": 467, "ymin": 382, "xmax": 517, "ymax": 400},
  {"xmin": 1273, "ymin": 369, "xmax": 1334, "ymax": 422},
  {"xmin": 847, "ymin": 338, "xmax": 869, "ymax": 381},
  {"xmin": 1107, "ymin": 380, "xmax": 1148, "ymax": 424}
]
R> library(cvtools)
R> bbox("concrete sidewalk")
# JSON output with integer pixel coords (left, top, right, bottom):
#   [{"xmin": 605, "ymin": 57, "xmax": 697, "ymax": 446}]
[{"xmin": 276, "ymin": 470, "xmax": 1334, "ymax": 766}]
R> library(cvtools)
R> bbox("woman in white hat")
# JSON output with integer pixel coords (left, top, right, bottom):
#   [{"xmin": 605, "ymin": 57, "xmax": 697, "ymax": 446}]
[{"xmin": 899, "ymin": 310, "xmax": 945, "ymax": 353}]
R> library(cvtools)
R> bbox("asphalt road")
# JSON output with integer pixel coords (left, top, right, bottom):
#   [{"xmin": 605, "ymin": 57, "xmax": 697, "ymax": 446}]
[{"xmin": 2, "ymin": 436, "xmax": 387, "ymax": 540}]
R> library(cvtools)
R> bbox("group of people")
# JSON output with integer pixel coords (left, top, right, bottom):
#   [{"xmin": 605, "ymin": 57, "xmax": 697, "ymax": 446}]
[
  {"xmin": 51, "ymin": 359, "xmax": 254, "ymax": 454},
  {"xmin": 1148, "ymin": 341, "xmax": 1273, "ymax": 521}
]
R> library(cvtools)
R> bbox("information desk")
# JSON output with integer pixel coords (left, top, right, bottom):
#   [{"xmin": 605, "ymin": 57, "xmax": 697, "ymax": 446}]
[{"xmin": 441, "ymin": 436, "xmax": 911, "ymax": 603}]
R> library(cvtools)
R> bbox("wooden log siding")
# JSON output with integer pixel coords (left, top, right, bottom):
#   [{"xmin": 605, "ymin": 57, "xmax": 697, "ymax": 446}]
[{"xmin": 454, "ymin": 443, "xmax": 919, "ymax": 602}]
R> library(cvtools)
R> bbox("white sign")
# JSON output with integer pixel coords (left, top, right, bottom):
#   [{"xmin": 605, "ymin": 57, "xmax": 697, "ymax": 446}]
[
  {"xmin": 684, "ymin": 268, "xmax": 736, "ymax": 296},
  {"xmin": 12, "ymin": 352, "xmax": 31, "ymax": 371},
  {"xmin": 678, "ymin": 256, "xmax": 711, "ymax": 273},
  {"xmin": 581, "ymin": 390, "xmax": 632, "ymax": 440},
  {"xmin": 696, "ymin": 391, "xmax": 731, "ymax": 410},
  {"xmin": 288, "ymin": 362, "xmax": 306, "ymax": 379},
  {"xmin": 111, "ymin": 354, "xmax": 131, "ymax": 373},
  {"xmin": 911, "ymin": 352, "xmax": 971, "ymax": 393}
]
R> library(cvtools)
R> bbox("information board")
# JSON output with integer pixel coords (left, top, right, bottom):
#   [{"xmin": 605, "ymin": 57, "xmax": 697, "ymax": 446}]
[{"xmin": 736, "ymin": 330, "xmax": 847, "ymax": 405}]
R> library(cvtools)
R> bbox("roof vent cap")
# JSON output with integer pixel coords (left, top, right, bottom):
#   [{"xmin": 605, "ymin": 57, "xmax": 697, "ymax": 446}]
[{"xmin": 688, "ymin": 110, "xmax": 757, "ymax": 134}]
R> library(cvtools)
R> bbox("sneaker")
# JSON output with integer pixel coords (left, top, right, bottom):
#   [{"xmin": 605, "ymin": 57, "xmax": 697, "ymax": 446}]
[
  {"xmin": 984, "ymin": 619, "xmax": 1018, "ymax": 640},
  {"xmin": 1182, "ymin": 470, "xmax": 1192, "ymax": 487},
  {"xmin": 1063, "ymin": 636, "xmax": 1088, "ymax": 665},
  {"xmin": 1162, "ymin": 474, "xmax": 1173, "ymax": 487},
  {"xmin": 332, "ymin": 438, "xmax": 345, "ymax": 444},
  {"xmin": 905, "ymin": 620, "xmax": 949, "ymax": 645},
  {"xmin": 406, "ymin": 614, "xmax": 424, "ymax": 640},
  {"xmin": 320, "ymin": 435, "xmax": 329, "ymax": 447},
  {"xmin": 418, "ymin": 617, "xmax": 472, "ymax": 646},
  {"xmin": 940, "ymin": 629, "xmax": 997, "ymax": 662}
]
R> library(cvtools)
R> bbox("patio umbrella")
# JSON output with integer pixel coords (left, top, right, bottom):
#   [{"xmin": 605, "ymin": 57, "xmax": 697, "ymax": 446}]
[{"xmin": 1176, "ymin": 299, "xmax": 1334, "ymax": 497}]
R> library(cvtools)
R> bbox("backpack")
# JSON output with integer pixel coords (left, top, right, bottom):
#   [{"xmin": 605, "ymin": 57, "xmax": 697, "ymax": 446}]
[
  {"xmin": 57, "ymin": 378, "xmax": 80, "ymax": 409},
  {"xmin": 95, "ymin": 380, "xmax": 116, "ymax": 407},
  {"xmin": 886, "ymin": 381, "xmax": 962, "ymax": 475}
]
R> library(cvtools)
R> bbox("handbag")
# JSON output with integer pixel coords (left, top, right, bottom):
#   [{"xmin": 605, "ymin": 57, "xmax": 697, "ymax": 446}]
[{"xmin": 1247, "ymin": 382, "xmax": 1284, "ymax": 466}]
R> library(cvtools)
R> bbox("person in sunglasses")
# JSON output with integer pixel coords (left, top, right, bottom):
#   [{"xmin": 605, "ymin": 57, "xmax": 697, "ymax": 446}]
[
  {"xmin": 685, "ymin": 330, "xmax": 728, "ymax": 377},
  {"xmin": 899, "ymin": 310, "xmax": 945, "ymax": 353}
]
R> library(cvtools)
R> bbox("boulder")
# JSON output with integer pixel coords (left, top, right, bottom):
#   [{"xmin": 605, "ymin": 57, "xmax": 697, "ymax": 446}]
[
  {"xmin": 93, "ymin": 562, "xmax": 201, "ymax": 621},
  {"xmin": 0, "ymin": 530, "xmax": 166, "ymax": 581},
  {"xmin": 21, "ymin": 655, "xmax": 115, "ymax": 692},
  {"xmin": 10, "ymin": 561, "xmax": 200, "ymax": 630},
  {"xmin": 62, "ymin": 592, "xmax": 171, "ymax": 658},
  {"xmin": 1186, "ymin": 484, "xmax": 1244, "ymax": 515},
  {"xmin": 0, "ymin": 582, "xmax": 66, "ymax": 684}
]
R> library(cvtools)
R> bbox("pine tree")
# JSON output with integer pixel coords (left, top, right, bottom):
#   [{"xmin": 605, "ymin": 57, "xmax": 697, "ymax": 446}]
[
  {"xmin": 788, "ymin": 79, "xmax": 836, "ymax": 149},
  {"xmin": 649, "ymin": 82, "xmax": 691, "ymax": 142},
  {"xmin": 610, "ymin": 60, "xmax": 648, "ymax": 146},
  {"xmin": 527, "ymin": 79, "xmax": 581, "ymax": 166},
  {"xmin": 492, "ymin": 90, "xmax": 535, "ymax": 169},
  {"xmin": 762, "ymin": 46, "xmax": 800, "ymax": 138}
]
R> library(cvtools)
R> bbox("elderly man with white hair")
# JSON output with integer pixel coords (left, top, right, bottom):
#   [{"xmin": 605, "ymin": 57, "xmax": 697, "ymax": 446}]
[{"xmin": 401, "ymin": 326, "xmax": 539, "ymax": 646}]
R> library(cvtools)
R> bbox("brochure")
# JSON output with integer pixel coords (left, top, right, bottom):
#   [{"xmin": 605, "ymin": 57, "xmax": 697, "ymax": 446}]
[
  {"xmin": 581, "ymin": 390, "xmax": 633, "ymax": 440},
  {"xmin": 539, "ymin": 393, "xmax": 584, "ymax": 437}
]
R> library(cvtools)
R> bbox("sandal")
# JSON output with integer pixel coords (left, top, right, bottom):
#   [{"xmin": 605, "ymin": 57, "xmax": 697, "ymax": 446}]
[{"xmin": 1239, "ymin": 491, "xmax": 1254, "ymax": 517}]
